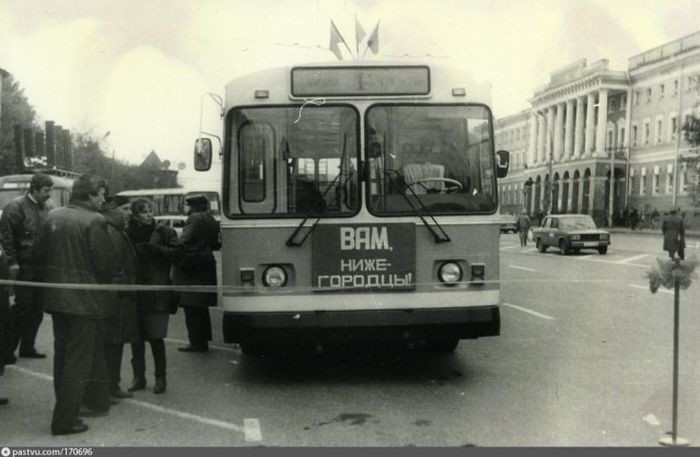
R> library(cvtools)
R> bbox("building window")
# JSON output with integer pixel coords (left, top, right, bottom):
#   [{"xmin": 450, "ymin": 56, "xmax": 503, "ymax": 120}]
[
  {"xmin": 644, "ymin": 122, "xmax": 650, "ymax": 145},
  {"xmin": 632, "ymin": 125, "xmax": 638, "ymax": 146},
  {"xmin": 670, "ymin": 116, "xmax": 678, "ymax": 142},
  {"xmin": 640, "ymin": 174, "xmax": 647, "ymax": 195},
  {"xmin": 607, "ymin": 130, "xmax": 613, "ymax": 150},
  {"xmin": 629, "ymin": 175, "xmax": 635, "ymax": 195},
  {"xmin": 680, "ymin": 168, "xmax": 688, "ymax": 194},
  {"xmin": 659, "ymin": 84, "xmax": 665, "ymax": 99},
  {"xmin": 666, "ymin": 170, "xmax": 673, "ymax": 194},
  {"xmin": 619, "ymin": 127, "xmax": 626, "ymax": 147},
  {"xmin": 620, "ymin": 94, "xmax": 627, "ymax": 108},
  {"xmin": 646, "ymin": 88, "xmax": 652, "ymax": 103},
  {"xmin": 656, "ymin": 119, "xmax": 663, "ymax": 144},
  {"xmin": 653, "ymin": 171, "xmax": 660, "ymax": 195},
  {"xmin": 674, "ymin": 79, "xmax": 679, "ymax": 95},
  {"xmin": 634, "ymin": 90, "xmax": 640, "ymax": 105}
]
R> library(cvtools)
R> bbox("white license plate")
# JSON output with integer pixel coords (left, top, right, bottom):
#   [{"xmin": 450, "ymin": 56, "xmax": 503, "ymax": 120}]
[{"xmin": 583, "ymin": 241, "xmax": 598, "ymax": 247}]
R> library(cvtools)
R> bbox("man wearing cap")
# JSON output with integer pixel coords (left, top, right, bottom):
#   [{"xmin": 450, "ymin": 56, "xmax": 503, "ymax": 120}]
[
  {"xmin": 173, "ymin": 194, "xmax": 220, "ymax": 352},
  {"xmin": 0, "ymin": 173, "xmax": 54, "ymax": 361},
  {"xmin": 662, "ymin": 207, "xmax": 685, "ymax": 260}
]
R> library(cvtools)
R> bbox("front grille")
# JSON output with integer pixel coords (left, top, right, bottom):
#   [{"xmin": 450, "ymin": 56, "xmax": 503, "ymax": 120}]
[{"xmin": 580, "ymin": 234, "xmax": 599, "ymax": 241}]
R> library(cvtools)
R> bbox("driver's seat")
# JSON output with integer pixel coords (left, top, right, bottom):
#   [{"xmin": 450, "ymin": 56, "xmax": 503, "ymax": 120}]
[{"xmin": 403, "ymin": 162, "xmax": 445, "ymax": 194}]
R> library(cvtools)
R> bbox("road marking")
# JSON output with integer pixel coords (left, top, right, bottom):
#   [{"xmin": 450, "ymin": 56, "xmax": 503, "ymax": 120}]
[
  {"xmin": 629, "ymin": 284, "xmax": 673, "ymax": 295},
  {"xmin": 6, "ymin": 365, "xmax": 262, "ymax": 442},
  {"xmin": 617, "ymin": 253, "xmax": 650, "ymax": 264},
  {"xmin": 502, "ymin": 302, "xmax": 555, "ymax": 320},
  {"xmin": 509, "ymin": 265, "xmax": 536, "ymax": 272},
  {"xmin": 574, "ymin": 256, "xmax": 648, "ymax": 268},
  {"xmin": 164, "ymin": 337, "xmax": 239, "ymax": 353}
]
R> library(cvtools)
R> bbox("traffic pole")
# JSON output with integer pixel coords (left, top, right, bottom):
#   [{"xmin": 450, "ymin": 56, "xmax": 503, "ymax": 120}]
[{"xmin": 659, "ymin": 257, "xmax": 689, "ymax": 447}]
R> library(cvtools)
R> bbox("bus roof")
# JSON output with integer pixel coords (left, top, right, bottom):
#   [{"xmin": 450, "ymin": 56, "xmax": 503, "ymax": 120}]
[{"xmin": 223, "ymin": 61, "xmax": 492, "ymax": 108}]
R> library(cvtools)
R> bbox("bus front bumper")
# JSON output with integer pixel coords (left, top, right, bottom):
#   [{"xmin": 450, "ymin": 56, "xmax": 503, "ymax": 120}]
[{"xmin": 222, "ymin": 305, "xmax": 500, "ymax": 344}]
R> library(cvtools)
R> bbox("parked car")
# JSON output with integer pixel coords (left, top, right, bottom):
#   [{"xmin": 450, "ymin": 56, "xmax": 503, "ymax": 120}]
[
  {"xmin": 500, "ymin": 214, "xmax": 518, "ymax": 234},
  {"xmin": 532, "ymin": 214, "xmax": 610, "ymax": 255}
]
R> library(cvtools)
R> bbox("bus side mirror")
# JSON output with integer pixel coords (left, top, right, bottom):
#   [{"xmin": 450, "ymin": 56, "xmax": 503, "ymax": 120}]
[
  {"xmin": 496, "ymin": 150, "xmax": 510, "ymax": 178},
  {"xmin": 194, "ymin": 138, "xmax": 212, "ymax": 171}
]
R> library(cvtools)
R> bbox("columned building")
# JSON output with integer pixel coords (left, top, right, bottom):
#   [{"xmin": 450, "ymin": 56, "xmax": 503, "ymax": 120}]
[{"xmin": 497, "ymin": 59, "xmax": 629, "ymax": 225}]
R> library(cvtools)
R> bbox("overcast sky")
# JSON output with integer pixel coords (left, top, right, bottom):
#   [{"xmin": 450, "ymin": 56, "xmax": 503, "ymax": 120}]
[{"xmin": 1, "ymin": 0, "xmax": 699, "ymax": 185}]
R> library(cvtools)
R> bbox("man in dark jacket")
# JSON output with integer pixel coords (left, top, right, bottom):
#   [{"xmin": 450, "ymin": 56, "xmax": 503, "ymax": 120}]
[
  {"xmin": 39, "ymin": 174, "xmax": 113, "ymax": 436},
  {"xmin": 0, "ymin": 173, "xmax": 53, "ymax": 360},
  {"xmin": 662, "ymin": 208, "xmax": 685, "ymax": 260},
  {"xmin": 173, "ymin": 194, "xmax": 220, "ymax": 352},
  {"xmin": 0, "ymin": 239, "xmax": 11, "ymax": 405}
]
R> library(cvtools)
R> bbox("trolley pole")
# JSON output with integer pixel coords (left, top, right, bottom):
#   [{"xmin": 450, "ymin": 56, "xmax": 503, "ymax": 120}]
[{"xmin": 659, "ymin": 257, "xmax": 689, "ymax": 447}]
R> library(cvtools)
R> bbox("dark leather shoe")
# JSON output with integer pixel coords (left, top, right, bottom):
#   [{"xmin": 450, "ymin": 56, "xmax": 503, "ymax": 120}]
[
  {"xmin": 78, "ymin": 408, "xmax": 109, "ymax": 418},
  {"xmin": 52, "ymin": 423, "xmax": 89, "ymax": 436},
  {"xmin": 111, "ymin": 389, "xmax": 133, "ymax": 399},
  {"xmin": 4, "ymin": 354, "xmax": 17, "ymax": 365},
  {"xmin": 0, "ymin": 397, "xmax": 9, "ymax": 405},
  {"xmin": 127, "ymin": 377, "xmax": 146, "ymax": 392},
  {"xmin": 178, "ymin": 345, "xmax": 208, "ymax": 352},
  {"xmin": 153, "ymin": 377, "xmax": 167, "ymax": 394},
  {"xmin": 19, "ymin": 351, "xmax": 46, "ymax": 359}
]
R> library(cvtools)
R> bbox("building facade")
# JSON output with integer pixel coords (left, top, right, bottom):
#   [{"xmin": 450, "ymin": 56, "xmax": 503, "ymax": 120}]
[{"xmin": 496, "ymin": 30, "xmax": 700, "ymax": 229}]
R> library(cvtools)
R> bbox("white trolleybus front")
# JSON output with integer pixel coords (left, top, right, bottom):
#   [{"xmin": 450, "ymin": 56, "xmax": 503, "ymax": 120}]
[{"xmin": 195, "ymin": 63, "xmax": 510, "ymax": 354}]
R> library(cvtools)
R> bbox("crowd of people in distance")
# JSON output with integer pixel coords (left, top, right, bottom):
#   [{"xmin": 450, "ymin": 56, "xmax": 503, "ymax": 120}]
[{"xmin": 0, "ymin": 173, "xmax": 220, "ymax": 436}]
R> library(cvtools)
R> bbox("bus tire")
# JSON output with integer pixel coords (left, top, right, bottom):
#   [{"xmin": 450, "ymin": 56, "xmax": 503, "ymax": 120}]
[
  {"xmin": 536, "ymin": 239, "xmax": 547, "ymax": 253},
  {"xmin": 427, "ymin": 338, "xmax": 459, "ymax": 353}
]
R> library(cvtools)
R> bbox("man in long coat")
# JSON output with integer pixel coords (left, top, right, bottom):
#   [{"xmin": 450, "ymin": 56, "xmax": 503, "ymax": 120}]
[
  {"xmin": 662, "ymin": 208, "xmax": 685, "ymax": 260},
  {"xmin": 516, "ymin": 213, "xmax": 531, "ymax": 247},
  {"xmin": 39, "ymin": 174, "xmax": 113, "ymax": 435},
  {"xmin": 173, "ymin": 194, "xmax": 220, "ymax": 352}
]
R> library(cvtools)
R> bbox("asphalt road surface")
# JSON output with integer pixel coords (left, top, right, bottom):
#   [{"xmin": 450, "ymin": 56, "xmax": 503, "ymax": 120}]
[{"xmin": 1, "ymin": 232, "xmax": 698, "ymax": 447}]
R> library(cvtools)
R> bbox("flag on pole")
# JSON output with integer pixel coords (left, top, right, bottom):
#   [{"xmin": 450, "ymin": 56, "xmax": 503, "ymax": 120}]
[
  {"xmin": 367, "ymin": 21, "xmax": 380, "ymax": 54},
  {"xmin": 329, "ymin": 20, "xmax": 346, "ymax": 60},
  {"xmin": 355, "ymin": 15, "xmax": 366, "ymax": 55}
]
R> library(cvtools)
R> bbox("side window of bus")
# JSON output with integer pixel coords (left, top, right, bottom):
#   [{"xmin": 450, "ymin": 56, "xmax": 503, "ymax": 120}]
[{"xmin": 239, "ymin": 122, "xmax": 274, "ymax": 203}]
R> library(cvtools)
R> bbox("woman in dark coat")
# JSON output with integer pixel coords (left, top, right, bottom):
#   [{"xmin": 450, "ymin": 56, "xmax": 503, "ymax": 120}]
[
  {"xmin": 126, "ymin": 198, "xmax": 179, "ymax": 394},
  {"xmin": 100, "ymin": 197, "xmax": 140, "ymax": 399},
  {"xmin": 173, "ymin": 194, "xmax": 220, "ymax": 352}
]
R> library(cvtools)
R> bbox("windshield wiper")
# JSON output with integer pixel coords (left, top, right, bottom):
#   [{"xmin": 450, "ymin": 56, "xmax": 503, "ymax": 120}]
[
  {"xmin": 286, "ymin": 134, "xmax": 350, "ymax": 247},
  {"xmin": 383, "ymin": 170, "xmax": 451, "ymax": 243}
]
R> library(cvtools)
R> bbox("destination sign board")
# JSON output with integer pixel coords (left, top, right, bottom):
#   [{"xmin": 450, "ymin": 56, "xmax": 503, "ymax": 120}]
[
  {"xmin": 312, "ymin": 223, "xmax": 416, "ymax": 291},
  {"xmin": 291, "ymin": 66, "xmax": 430, "ymax": 97}
]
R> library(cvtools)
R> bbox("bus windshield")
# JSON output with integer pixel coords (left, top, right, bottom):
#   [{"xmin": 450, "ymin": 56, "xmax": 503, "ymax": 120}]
[
  {"xmin": 366, "ymin": 104, "xmax": 497, "ymax": 215},
  {"xmin": 227, "ymin": 105, "xmax": 359, "ymax": 217}
]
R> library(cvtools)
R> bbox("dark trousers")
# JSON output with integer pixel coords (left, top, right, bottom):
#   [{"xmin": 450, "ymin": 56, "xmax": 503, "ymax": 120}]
[
  {"xmin": 519, "ymin": 230, "xmax": 528, "ymax": 246},
  {"xmin": 51, "ymin": 315, "xmax": 109, "ymax": 431},
  {"xmin": 8, "ymin": 282, "xmax": 44, "ymax": 356},
  {"xmin": 0, "ymin": 261, "xmax": 10, "ymax": 369},
  {"xmin": 131, "ymin": 339, "xmax": 166, "ymax": 379},
  {"xmin": 105, "ymin": 343, "xmax": 125, "ymax": 392},
  {"xmin": 183, "ymin": 306, "xmax": 212, "ymax": 346}
]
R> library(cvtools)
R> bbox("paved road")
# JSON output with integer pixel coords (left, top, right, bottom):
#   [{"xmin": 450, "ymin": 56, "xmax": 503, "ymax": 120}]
[{"xmin": 1, "ymin": 233, "xmax": 698, "ymax": 446}]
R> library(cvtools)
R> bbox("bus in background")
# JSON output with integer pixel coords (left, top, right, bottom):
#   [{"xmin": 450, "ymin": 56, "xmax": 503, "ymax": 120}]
[
  {"xmin": 194, "ymin": 62, "xmax": 510, "ymax": 355},
  {"xmin": 0, "ymin": 172, "xmax": 77, "ymax": 218}
]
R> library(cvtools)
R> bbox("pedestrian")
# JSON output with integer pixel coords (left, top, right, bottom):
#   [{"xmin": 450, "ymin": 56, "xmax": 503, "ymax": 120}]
[
  {"xmin": 661, "ymin": 207, "xmax": 685, "ymax": 260},
  {"xmin": 100, "ymin": 196, "xmax": 140, "ymax": 399},
  {"xmin": 678, "ymin": 211, "xmax": 687, "ymax": 261},
  {"xmin": 38, "ymin": 174, "xmax": 113, "ymax": 435},
  {"xmin": 0, "ymin": 239, "xmax": 11, "ymax": 406},
  {"xmin": 0, "ymin": 173, "xmax": 54, "ymax": 361},
  {"xmin": 125, "ymin": 198, "xmax": 179, "ymax": 394},
  {"xmin": 651, "ymin": 208, "xmax": 660, "ymax": 230},
  {"xmin": 516, "ymin": 212, "xmax": 531, "ymax": 247},
  {"xmin": 173, "ymin": 194, "xmax": 220, "ymax": 353}
]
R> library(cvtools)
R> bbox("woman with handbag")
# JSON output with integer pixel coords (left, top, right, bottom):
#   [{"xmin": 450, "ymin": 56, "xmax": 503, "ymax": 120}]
[{"xmin": 126, "ymin": 198, "xmax": 179, "ymax": 394}]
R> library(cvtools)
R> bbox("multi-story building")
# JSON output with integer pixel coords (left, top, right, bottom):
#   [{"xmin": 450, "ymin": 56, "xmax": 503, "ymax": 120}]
[{"xmin": 496, "ymin": 30, "xmax": 700, "ymax": 229}]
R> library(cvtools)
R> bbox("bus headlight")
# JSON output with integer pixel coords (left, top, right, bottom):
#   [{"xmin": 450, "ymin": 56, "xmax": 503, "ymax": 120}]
[
  {"xmin": 263, "ymin": 266, "xmax": 287, "ymax": 287},
  {"xmin": 438, "ymin": 262, "xmax": 463, "ymax": 285}
]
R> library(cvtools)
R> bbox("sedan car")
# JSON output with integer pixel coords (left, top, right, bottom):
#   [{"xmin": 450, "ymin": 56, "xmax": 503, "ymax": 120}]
[
  {"xmin": 532, "ymin": 214, "xmax": 610, "ymax": 255},
  {"xmin": 500, "ymin": 214, "xmax": 518, "ymax": 234}
]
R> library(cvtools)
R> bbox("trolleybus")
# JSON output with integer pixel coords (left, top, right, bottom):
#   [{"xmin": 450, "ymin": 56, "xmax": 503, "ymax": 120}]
[
  {"xmin": 116, "ymin": 187, "xmax": 221, "ymax": 217},
  {"xmin": 195, "ymin": 62, "xmax": 510, "ymax": 354}
]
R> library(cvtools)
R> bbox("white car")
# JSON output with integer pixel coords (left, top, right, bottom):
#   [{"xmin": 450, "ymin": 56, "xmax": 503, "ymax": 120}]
[{"xmin": 154, "ymin": 215, "xmax": 187, "ymax": 238}]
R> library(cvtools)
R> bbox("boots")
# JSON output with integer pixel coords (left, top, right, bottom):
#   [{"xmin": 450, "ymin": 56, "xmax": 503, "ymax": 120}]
[
  {"xmin": 127, "ymin": 376, "xmax": 146, "ymax": 392},
  {"xmin": 153, "ymin": 376, "xmax": 167, "ymax": 394}
]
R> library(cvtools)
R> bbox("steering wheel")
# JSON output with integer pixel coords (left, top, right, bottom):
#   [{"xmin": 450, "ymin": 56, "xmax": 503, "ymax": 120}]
[{"xmin": 406, "ymin": 177, "xmax": 464, "ymax": 194}]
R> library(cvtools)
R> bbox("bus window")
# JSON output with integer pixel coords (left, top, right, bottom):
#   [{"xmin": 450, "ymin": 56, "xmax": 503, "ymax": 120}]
[
  {"xmin": 366, "ymin": 104, "xmax": 497, "ymax": 215},
  {"xmin": 229, "ymin": 105, "xmax": 359, "ymax": 217}
]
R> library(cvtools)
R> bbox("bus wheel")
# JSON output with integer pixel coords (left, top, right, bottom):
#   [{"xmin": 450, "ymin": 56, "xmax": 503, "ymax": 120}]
[
  {"xmin": 536, "ymin": 239, "xmax": 547, "ymax": 253},
  {"xmin": 427, "ymin": 338, "xmax": 459, "ymax": 353}
]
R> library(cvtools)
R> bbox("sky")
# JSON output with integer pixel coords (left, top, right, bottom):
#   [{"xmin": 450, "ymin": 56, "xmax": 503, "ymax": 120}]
[{"xmin": 1, "ymin": 0, "xmax": 699, "ymax": 186}]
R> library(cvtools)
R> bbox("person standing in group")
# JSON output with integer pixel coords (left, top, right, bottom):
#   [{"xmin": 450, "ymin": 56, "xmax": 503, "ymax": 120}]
[
  {"xmin": 100, "ymin": 196, "xmax": 140, "ymax": 399},
  {"xmin": 173, "ymin": 194, "xmax": 220, "ymax": 353},
  {"xmin": 126, "ymin": 198, "xmax": 179, "ymax": 394},
  {"xmin": 662, "ymin": 207, "xmax": 685, "ymax": 260},
  {"xmin": 0, "ymin": 238, "xmax": 11, "ymax": 406},
  {"xmin": 516, "ymin": 212, "xmax": 531, "ymax": 247},
  {"xmin": 0, "ymin": 173, "xmax": 54, "ymax": 361},
  {"xmin": 38, "ymin": 174, "xmax": 113, "ymax": 436}
]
